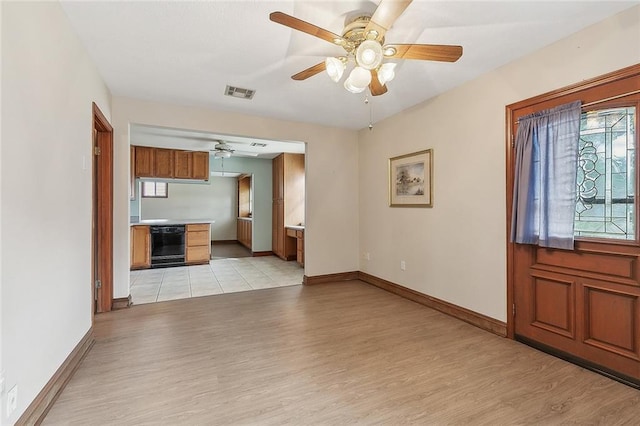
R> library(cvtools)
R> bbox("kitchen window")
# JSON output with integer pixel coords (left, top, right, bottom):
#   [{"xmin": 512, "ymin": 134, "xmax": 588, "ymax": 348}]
[{"xmin": 142, "ymin": 181, "xmax": 168, "ymax": 198}]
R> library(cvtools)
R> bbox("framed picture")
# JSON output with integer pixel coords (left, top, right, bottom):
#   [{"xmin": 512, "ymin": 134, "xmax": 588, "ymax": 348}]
[{"xmin": 389, "ymin": 149, "xmax": 433, "ymax": 207}]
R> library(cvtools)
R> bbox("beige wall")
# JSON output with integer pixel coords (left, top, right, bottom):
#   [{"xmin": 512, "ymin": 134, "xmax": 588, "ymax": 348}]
[
  {"xmin": 1, "ymin": 2, "xmax": 111, "ymax": 422},
  {"xmin": 358, "ymin": 6, "xmax": 640, "ymax": 322},
  {"xmin": 112, "ymin": 97, "xmax": 359, "ymax": 298}
]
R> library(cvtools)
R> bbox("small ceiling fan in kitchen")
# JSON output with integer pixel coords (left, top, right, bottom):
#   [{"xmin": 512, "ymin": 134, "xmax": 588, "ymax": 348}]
[
  {"xmin": 211, "ymin": 141, "xmax": 235, "ymax": 159},
  {"xmin": 269, "ymin": 0, "xmax": 463, "ymax": 96}
]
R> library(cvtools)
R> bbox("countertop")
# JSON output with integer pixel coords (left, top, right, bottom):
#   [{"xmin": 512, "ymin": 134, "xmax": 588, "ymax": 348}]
[
  {"xmin": 285, "ymin": 225, "xmax": 305, "ymax": 231},
  {"xmin": 130, "ymin": 219, "xmax": 215, "ymax": 226}
]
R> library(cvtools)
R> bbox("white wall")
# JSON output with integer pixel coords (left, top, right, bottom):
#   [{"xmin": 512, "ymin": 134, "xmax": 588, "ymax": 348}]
[
  {"xmin": 112, "ymin": 97, "xmax": 359, "ymax": 298},
  {"xmin": 140, "ymin": 177, "xmax": 238, "ymax": 241},
  {"xmin": 358, "ymin": 6, "xmax": 640, "ymax": 322},
  {"xmin": 1, "ymin": 2, "xmax": 111, "ymax": 424},
  {"xmin": 209, "ymin": 156, "xmax": 275, "ymax": 252}
]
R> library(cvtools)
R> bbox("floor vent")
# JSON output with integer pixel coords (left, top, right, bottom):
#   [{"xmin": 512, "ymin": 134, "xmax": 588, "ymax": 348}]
[{"xmin": 225, "ymin": 85, "xmax": 255, "ymax": 100}]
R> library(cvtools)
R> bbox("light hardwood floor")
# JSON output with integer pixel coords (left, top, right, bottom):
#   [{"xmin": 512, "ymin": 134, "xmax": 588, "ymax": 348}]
[{"xmin": 44, "ymin": 281, "xmax": 640, "ymax": 425}]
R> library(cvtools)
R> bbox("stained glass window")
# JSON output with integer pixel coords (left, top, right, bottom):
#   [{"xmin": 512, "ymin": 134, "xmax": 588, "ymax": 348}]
[{"xmin": 574, "ymin": 107, "xmax": 636, "ymax": 240}]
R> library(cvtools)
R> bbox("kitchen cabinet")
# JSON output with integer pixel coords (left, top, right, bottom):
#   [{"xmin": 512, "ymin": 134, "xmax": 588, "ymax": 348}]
[
  {"xmin": 174, "ymin": 150, "xmax": 192, "ymax": 179},
  {"xmin": 134, "ymin": 146, "xmax": 154, "ymax": 177},
  {"xmin": 192, "ymin": 151, "xmax": 209, "ymax": 180},
  {"xmin": 130, "ymin": 225, "xmax": 151, "ymax": 269},
  {"xmin": 186, "ymin": 223, "xmax": 211, "ymax": 264},
  {"xmin": 285, "ymin": 227, "xmax": 304, "ymax": 266},
  {"xmin": 154, "ymin": 148, "xmax": 174, "ymax": 178},
  {"xmin": 133, "ymin": 146, "xmax": 209, "ymax": 181},
  {"xmin": 272, "ymin": 153, "xmax": 304, "ymax": 260},
  {"xmin": 272, "ymin": 154, "xmax": 284, "ymax": 200},
  {"xmin": 238, "ymin": 175, "xmax": 251, "ymax": 217},
  {"xmin": 237, "ymin": 218, "xmax": 252, "ymax": 250}
]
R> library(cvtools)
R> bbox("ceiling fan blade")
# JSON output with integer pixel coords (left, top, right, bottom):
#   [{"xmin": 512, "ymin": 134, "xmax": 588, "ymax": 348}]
[
  {"xmin": 369, "ymin": 69, "xmax": 388, "ymax": 96},
  {"xmin": 292, "ymin": 62, "xmax": 326, "ymax": 81},
  {"xmin": 270, "ymin": 11, "xmax": 344, "ymax": 45},
  {"xmin": 384, "ymin": 44, "xmax": 463, "ymax": 62},
  {"xmin": 365, "ymin": 0, "xmax": 413, "ymax": 40}
]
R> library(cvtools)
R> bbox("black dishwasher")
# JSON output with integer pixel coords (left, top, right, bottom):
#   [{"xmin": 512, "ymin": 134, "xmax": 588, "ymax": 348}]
[{"xmin": 150, "ymin": 225, "xmax": 186, "ymax": 268}]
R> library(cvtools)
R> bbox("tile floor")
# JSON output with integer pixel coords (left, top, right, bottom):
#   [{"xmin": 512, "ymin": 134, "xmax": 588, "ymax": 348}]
[{"xmin": 130, "ymin": 256, "xmax": 304, "ymax": 305}]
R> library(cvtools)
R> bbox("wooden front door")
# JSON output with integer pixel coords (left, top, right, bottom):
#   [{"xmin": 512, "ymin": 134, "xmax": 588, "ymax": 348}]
[{"xmin": 507, "ymin": 65, "xmax": 640, "ymax": 385}]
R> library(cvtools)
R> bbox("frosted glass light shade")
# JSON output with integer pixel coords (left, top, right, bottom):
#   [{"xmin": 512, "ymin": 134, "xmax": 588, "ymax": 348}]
[
  {"xmin": 348, "ymin": 66, "xmax": 371, "ymax": 89},
  {"xmin": 356, "ymin": 40, "xmax": 383, "ymax": 70},
  {"xmin": 378, "ymin": 63, "xmax": 397, "ymax": 85},
  {"xmin": 215, "ymin": 151, "xmax": 231, "ymax": 159},
  {"xmin": 344, "ymin": 78, "xmax": 366, "ymax": 94},
  {"xmin": 325, "ymin": 57, "xmax": 345, "ymax": 83}
]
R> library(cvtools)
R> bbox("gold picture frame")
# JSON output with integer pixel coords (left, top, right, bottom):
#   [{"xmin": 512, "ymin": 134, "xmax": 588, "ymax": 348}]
[{"xmin": 389, "ymin": 149, "xmax": 433, "ymax": 207}]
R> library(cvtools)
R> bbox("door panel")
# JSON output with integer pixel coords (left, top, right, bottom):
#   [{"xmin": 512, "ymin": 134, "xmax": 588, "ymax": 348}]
[
  {"xmin": 531, "ymin": 273, "xmax": 575, "ymax": 338},
  {"xmin": 583, "ymin": 283, "xmax": 639, "ymax": 359}
]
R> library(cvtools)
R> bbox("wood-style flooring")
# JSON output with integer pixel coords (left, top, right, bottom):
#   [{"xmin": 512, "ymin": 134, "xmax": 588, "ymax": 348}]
[{"xmin": 43, "ymin": 281, "xmax": 640, "ymax": 425}]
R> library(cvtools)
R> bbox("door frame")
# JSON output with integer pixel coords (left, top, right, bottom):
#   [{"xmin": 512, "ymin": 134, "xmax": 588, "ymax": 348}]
[
  {"xmin": 92, "ymin": 102, "xmax": 114, "ymax": 313},
  {"xmin": 506, "ymin": 63, "xmax": 640, "ymax": 339}
]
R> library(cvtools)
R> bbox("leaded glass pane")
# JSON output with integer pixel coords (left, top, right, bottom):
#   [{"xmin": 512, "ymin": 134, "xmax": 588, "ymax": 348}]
[{"xmin": 575, "ymin": 107, "xmax": 636, "ymax": 240}]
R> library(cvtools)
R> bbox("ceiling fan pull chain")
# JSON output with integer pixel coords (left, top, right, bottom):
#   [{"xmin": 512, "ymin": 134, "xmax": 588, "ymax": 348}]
[{"xmin": 366, "ymin": 94, "xmax": 373, "ymax": 130}]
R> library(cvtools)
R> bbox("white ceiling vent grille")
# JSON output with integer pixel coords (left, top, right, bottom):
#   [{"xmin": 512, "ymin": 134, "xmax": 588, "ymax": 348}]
[
  {"xmin": 225, "ymin": 85, "xmax": 255, "ymax": 100},
  {"xmin": 250, "ymin": 142, "xmax": 267, "ymax": 147}
]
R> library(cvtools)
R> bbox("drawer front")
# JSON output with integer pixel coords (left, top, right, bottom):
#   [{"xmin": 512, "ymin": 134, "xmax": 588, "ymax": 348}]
[
  {"xmin": 187, "ymin": 223, "xmax": 210, "ymax": 232},
  {"xmin": 296, "ymin": 230, "xmax": 304, "ymax": 238},
  {"xmin": 186, "ymin": 246, "xmax": 210, "ymax": 263},
  {"xmin": 188, "ymin": 230, "xmax": 210, "ymax": 247},
  {"xmin": 286, "ymin": 228, "xmax": 297, "ymax": 238}
]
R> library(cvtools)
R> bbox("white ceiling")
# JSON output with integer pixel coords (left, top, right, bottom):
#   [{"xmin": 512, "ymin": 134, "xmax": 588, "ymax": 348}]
[{"xmin": 61, "ymin": 0, "xmax": 637, "ymax": 136}]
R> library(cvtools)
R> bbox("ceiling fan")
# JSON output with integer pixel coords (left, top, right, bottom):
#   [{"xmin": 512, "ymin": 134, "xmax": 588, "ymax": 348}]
[
  {"xmin": 270, "ymin": 0, "xmax": 462, "ymax": 96},
  {"xmin": 211, "ymin": 141, "xmax": 235, "ymax": 159}
]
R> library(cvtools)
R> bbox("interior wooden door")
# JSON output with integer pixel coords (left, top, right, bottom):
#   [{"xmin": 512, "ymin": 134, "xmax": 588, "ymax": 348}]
[
  {"xmin": 507, "ymin": 66, "xmax": 640, "ymax": 386},
  {"xmin": 93, "ymin": 103, "xmax": 114, "ymax": 313}
]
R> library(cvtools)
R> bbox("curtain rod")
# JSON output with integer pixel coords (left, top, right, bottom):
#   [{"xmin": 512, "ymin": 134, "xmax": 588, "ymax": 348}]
[{"xmin": 515, "ymin": 89, "xmax": 640, "ymax": 123}]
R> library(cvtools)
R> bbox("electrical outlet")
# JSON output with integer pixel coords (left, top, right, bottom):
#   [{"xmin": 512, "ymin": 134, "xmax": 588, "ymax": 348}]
[
  {"xmin": 364, "ymin": 252, "xmax": 370, "ymax": 260},
  {"xmin": 7, "ymin": 385, "xmax": 17, "ymax": 417},
  {"xmin": 400, "ymin": 260, "xmax": 406, "ymax": 271}
]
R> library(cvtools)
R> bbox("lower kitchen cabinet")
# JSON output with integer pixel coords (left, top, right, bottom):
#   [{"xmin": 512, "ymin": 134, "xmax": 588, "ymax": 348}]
[
  {"xmin": 237, "ymin": 218, "xmax": 252, "ymax": 250},
  {"xmin": 186, "ymin": 223, "xmax": 211, "ymax": 264},
  {"xmin": 130, "ymin": 225, "xmax": 151, "ymax": 269}
]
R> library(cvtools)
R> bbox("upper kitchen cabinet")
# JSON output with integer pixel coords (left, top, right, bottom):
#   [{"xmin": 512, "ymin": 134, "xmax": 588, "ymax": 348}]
[
  {"xmin": 174, "ymin": 150, "xmax": 192, "ymax": 179},
  {"xmin": 133, "ymin": 146, "xmax": 209, "ymax": 181},
  {"xmin": 154, "ymin": 148, "xmax": 174, "ymax": 178},
  {"xmin": 192, "ymin": 151, "xmax": 209, "ymax": 180},
  {"xmin": 134, "ymin": 146, "xmax": 154, "ymax": 177}
]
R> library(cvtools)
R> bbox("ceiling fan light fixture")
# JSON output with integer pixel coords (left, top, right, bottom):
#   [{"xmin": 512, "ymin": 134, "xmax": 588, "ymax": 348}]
[
  {"xmin": 348, "ymin": 66, "xmax": 372, "ymax": 89},
  {"xmin": 214, "ymin": 151, "xmax": 231, "ymax": 159},
  {"xmin": 356, "ymin": 40, "xmax": 383, "ymax": 70},
  {"xmin": 325, "ymin": 57, "xmax": 345, "ymax": 83},
  {"xmin": 344, "ymin": 77, "xmax": 366, "ymax": 94},
  {"xmin": 378, "ymin": 62, "xmax": 397, "ymax": 85}
]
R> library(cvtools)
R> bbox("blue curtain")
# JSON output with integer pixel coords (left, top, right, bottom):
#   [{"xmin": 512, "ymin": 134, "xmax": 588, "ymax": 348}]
[{"xmin": 511, "ymin": 101, "xmax": 582, "ymax": 250}]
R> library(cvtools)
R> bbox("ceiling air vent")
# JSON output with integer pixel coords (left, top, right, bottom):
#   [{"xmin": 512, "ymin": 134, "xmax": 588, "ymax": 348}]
[
  {"xmin": 250, "ymin": 142, "xmax": 267, "ymax": 148},
  {"xmin": 225, "ymin": 85, "xmax": 255, "ymax": 100}
]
